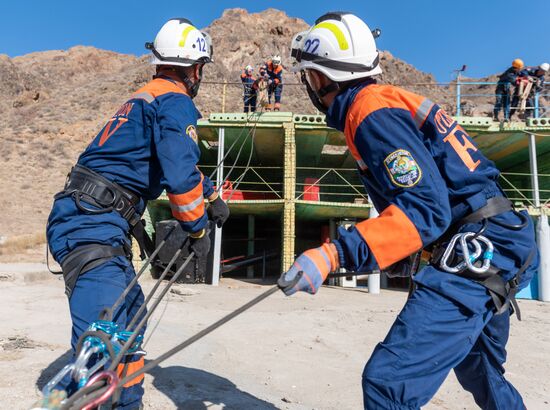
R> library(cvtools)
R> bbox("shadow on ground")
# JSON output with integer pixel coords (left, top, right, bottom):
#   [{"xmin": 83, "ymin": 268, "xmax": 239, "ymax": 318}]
[
  {"xmin": 36, "ymin": 352, "xmax": 279, "ymax": 409},
  {"xmin": 149, "ymin": 363, "xmax": 279, "ymax": 409},
  {"xmin": 36, "ymin": 349, "xmax": 73, "ymax": 390}
]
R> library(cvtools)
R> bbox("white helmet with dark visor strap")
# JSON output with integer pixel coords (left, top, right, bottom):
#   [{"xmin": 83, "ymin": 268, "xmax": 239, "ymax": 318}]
[
  {"xmin": 290, "ymin": 12, "xmax": 381, "ymax": 82},
  {"xmin": 146, "ymin": 18, "xmax": 213, "ymax": 67}
]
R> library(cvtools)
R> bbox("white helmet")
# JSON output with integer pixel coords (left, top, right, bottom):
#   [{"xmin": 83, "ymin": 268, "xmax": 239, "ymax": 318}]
[
  {"xmin": 146, "ymin": 18, "xmax": 212, "ymax": 67},
  {"xmin": 540, "ymin": 62, "xmax": 550, "ymax": 72},
  {"xmin": 272, "ymin": 55, "xmax": 282, "ymax": 65},
  {"xmin": 245, "ymin": 65, "xmax": 253, "ymax": 72},
  {"xmin": 290, "ymin": 12, "xmax": 381, "ymax": 82},
  {"xmin": 290, "ymin": 31, "xmax": 308, "ymax": 69}
]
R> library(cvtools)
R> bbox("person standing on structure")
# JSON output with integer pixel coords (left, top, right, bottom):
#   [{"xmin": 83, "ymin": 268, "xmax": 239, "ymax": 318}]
[
  {"xmin": 493, "ymin": 59, "xmax": 523, "ymax": 121},
  {"xmin": 265, "ymin": 55, "xmax": 283, "ymax": 111},
  {"xmin": 283, "ymin": 12, "xmax": 538, "ymax": 410},
  {"xmin": 240, "ymin": 65, "xmax": 257, "ymax": 113},
  {"xmin": 510, "ymin": 62, "xmax": 549, "ymax": 119},
  {"xmin": 46, "ymin": 18, "xmax": 229, "ymax": 409}
]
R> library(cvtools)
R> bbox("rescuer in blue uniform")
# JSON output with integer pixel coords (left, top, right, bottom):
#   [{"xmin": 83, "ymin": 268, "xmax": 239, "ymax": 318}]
[
  {"xmin": 283, "ymin": 12, "xmax": 538, "ymax": 410},
  {"xmin": 265, "ymin": 55, "xmax": 283, "ymax": 111},
  {"xmin": 46, "ymin": 18, "xmax": 229, "ymax": 409},
  {"xmin": 510, "ymin": 62, "xmax": 549, "ymax": 119},
  {"xmin": 493, "ymin": 59, "xmax": 524, "ymax": 121},
  {"xmin": 241, "ymin": 65, "xmax": 257, "ymax": 112}
]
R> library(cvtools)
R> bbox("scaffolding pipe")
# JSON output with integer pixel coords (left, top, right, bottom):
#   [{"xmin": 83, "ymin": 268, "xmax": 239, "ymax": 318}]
[
  {"xmin": 367, "ymin": 201, "xmax": 381, "ymax": 294},
  {"xmin": 211, "ymin": 127, "xmax": 225, "ymax": 286},
  {"xmin": 529, "ymin": 134, "xmax": 541, "ymax": 208},
  {"xmin": 526, "ymin": 132, "xmax": 549, "ymax": 302},
  {"xmin": 221, "ymin": 80, "xmax": 227, "ymax": 113},
  {"xmin": 282, "ymin": 123, "xmax": 296, "ymax": 271},
  {"xmin": 538, "ymin": 214, "xmax": 550, "ymax": 302},
  {"xmin": 455, "ymin": 74, "xmax": 462, "ymax": 117}
]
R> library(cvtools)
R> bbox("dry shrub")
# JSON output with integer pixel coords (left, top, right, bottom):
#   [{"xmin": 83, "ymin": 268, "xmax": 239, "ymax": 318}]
[{"xmin": 0, "ymin": 231, "xmax": 46, "ymax": 255}]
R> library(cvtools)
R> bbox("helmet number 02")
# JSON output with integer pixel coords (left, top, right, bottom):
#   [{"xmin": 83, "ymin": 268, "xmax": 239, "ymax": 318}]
[
  {"xmin": 304, "ymin": 38, "xmax": 320, "ymax": 54},
  {"xmin": 195, "ymin": 37, "xmax": 206, "ymax": 52}
]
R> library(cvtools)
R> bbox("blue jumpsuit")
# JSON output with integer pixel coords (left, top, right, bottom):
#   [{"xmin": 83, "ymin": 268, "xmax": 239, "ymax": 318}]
[
  {"xmin": 47, "ymin": 74, "xmax": 213, "ymax": 409},
  {"xmin": 241, "ymin": 71, "xmax": 257, "ymax": 113},
  {"xmin": 328, "ymin": 80, "xmax": 538, "ymax": 410},
  {"xmin": 493, "ymin": 67, "xmax": 518, "ymax": 120},
  {"xmin": 511, "ymin": 67, "xmax": 546, "ymax": 119},
  {"xmin": 265, "ymin": 61, "xmax": 283, "ymax": 110}
]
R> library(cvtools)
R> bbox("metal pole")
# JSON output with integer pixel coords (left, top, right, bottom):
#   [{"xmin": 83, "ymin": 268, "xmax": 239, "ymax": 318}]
[
  {"xmin": 528, "ymin": 133, "xmax": 541, "ymax": 208},
  {"xmin": 535, "ymin": 91, "xmax": 540, "ymax": 119},
  {"xmin": 221, "ymin": 80, "xmax": 227, "ymax": 113},
  {"xmin": 247, "ymin": 214, "xmax": 255, "ymax": 279},
  {"xmin": 538, "ymin": 214, "xmax": 550, "ymax": 302},
  {"xmin": 528, "ymin": 131, "xmax": 550, "ymax": 302},
  {"xmin": 211, "ymin": 127, "xmax": 225, "ymax": 286},
  {"xmin": 456, "ymin": 73, "xmax": 461, "ymax": 117},
  {"xmin": 367, "ymin": 200, "xmax": 380, "ymax": 294},
  {"xmin": 282, "ymin": 123, "xmax": 296, "ymax": 272}
]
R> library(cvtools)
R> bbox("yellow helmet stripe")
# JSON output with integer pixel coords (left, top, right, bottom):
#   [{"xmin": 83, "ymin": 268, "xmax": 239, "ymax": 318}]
[
  {"xmin": 178, "ymin": 25, "xmax": 196, "ymax": 47},
  {"xmin": 312, "ymin": 22, "xmax": 349, "ymax": 51}
]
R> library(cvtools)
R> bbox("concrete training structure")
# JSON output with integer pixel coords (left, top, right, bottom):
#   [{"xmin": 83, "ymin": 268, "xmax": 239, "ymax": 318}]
[{"xmin": 142, "ymin": 112, "xmax": 550, "ymax": 300}]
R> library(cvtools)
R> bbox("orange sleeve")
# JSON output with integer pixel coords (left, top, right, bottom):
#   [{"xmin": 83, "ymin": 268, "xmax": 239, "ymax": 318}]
[{"xmin": 354, "ymin": 204, "xmax": 423, "ymax": 269}]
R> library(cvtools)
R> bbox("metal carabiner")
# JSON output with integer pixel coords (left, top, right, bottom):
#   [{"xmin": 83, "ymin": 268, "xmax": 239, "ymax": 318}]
[
  {"xmin": 89, "ymin": 320, "xmax": 119, "ymax": 335},
  {"xmin": 72, "ymin": 340, "xmax": 103, "ymax": 384},
  {"xmin": 81, "ymin": 370, "xmax": 120, "ymax": 410},
  {"xmin": 111, "ymin": 331, "xmax": 145, "ymax": 356},
  {"xmin": 71, "ymin": 340, "xmax": 93, "ymax": 380},
  {"xmin": 77, "ymin": 355, "xmax": 110, "ymax": 389},
  {"xmin": 440, "ymin": 232, "xmax": 482, "ymax": 274},
  {"xmin": 42, "ymin": 363, "xmax": 76, "ymax": 397},
  {"xmin": 459, "ymin": 232, "xmax": 483, "ymax": 264},
  {"xmin": 464, "ymin": 234, "xmax": 494, "ymax": 274}
]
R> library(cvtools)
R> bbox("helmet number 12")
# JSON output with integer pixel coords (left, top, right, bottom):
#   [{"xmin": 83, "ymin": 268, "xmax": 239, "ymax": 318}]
[
  {"xmin": 304, "ymin": 38, "xmax": 320, "ymax": 54},
  {"xmin": 196, "ymin": 37, "xmax": 206, "ymax": 52}
]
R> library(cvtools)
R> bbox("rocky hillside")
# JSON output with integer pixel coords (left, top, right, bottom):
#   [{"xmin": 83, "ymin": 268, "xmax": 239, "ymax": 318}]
[{"xmin": 0, "ymin": 8, "xmax": 504, "ymax": 239}]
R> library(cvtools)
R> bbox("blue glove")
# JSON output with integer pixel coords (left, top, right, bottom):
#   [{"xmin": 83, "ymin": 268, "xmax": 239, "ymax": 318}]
[{"xmin": 278, "ymin": 243, "xmax": 338, "ymax": 295}]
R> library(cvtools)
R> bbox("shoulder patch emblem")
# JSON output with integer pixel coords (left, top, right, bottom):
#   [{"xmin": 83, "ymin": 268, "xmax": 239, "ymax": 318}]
[
  {"xmin": 186, "ymin": 125, "xmax": 198, "ymax": 144},
  {"xmin": 384, "ymin": 149, "xmax": 422, "ymax": 188}
]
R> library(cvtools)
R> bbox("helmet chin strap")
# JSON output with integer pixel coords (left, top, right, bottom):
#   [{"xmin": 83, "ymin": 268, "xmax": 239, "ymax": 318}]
[
  {"xmin": 317, "ymin": 82, "xmax": 340, "ymax": 98},
  {"xmin": 301, "ymin": 71, "xmax": 340, "ymax": 114},
  {"xmin": 175, "ymin": 65, "xmax": 203, "ymax": 99}
]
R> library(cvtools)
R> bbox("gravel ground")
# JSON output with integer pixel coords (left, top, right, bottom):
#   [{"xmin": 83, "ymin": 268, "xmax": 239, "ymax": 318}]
[{"xmin": 0, "ymin": 268, "xmax": 549, "ymax": 410}]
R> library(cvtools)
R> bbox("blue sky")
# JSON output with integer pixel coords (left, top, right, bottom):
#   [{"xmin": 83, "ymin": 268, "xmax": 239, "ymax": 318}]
[{"xmin": 2, "ymin": 0, "xmax": 549, "ymax": 81}]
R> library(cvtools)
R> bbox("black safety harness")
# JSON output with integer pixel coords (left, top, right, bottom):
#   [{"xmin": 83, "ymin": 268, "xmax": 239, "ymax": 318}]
[
  {"xmin": 427, "ymin": 196, "xmax": 535, "ymax": 320},
  {"xmin": 53, "ymin": 164, "xmax": 154, "ymax": 297}
]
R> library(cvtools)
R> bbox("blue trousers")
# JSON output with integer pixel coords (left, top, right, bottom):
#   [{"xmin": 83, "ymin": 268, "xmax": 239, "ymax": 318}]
[
  {"xmin": 48, "ymin": 197, "xmax": 147, "ymax": 408},
  {"xmin": 493, "ymin": 86, "xmax": 511, "ymax": 119},
  {"xmin": 362, "ymin": 266, "xmax": 527, "ymax": 410},
  {"xmin": 244, "ymin": 93, "xmax": 257, "ymax": 112},
  {"xmin": 63, "ymin": 256, "xmax": 146, "ymax": 410},
  {"xmin": 268, "ymin": 84, "xmax": 283, "ymax": 105}
]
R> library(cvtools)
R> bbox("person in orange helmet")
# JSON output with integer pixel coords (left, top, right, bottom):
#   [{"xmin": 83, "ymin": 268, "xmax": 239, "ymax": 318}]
[{"xmin": 493, "ymin": 58, "xmax": 524, "ymax": 121}]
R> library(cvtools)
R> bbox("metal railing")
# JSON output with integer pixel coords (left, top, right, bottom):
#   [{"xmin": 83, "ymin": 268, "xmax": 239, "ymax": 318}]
[
  {"xmin": 199, "ymin": 78, "xmax": 549, "ymax": 119},
  {"xmin": 199, "ymin": 164, "xmax": 284, "ymax": 200},
  {"xmin": 293, "ymin": 167, "xmax": 550, "ymax": 210},
  {"xmin": 295, "ymin": 167, "xmax": 367, "ymax": 203},
  {"xmin": 454, "ymin": 81, "xmax": 549, "ymax": 118},
  {"xmin": 500, "ymin": 172, "xmax": 550, "ymax": 208}
]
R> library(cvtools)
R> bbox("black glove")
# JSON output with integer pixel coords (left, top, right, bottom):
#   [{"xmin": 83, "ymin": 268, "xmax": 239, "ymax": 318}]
[
  {"xmin": 189, "ymin": 228, "xmax": 211, "ymax": 259},
  {"xmin": 208, "ymin": 196, "xmax": 230, "ymax": 227}
]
